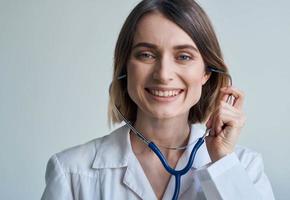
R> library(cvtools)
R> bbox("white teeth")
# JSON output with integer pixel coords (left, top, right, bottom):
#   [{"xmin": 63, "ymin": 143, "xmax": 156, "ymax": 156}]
[{"xmin": 149, "ymin": 89, "xmax": 180, "ymax": 97}]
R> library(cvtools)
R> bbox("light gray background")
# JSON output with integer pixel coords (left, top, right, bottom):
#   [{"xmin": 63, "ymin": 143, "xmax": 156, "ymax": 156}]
[{"xmin": 0, "ymin": 0, "xmax": 289, "ymax": 199}]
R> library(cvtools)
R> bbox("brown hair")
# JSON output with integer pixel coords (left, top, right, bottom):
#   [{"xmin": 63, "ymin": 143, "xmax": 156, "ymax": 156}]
[{"xmin": 108, "ymin": 0, "xmax": 230, "ymax": 125}]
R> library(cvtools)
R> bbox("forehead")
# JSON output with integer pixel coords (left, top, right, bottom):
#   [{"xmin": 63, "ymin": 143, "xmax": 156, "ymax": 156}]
[{"xmin": 133, "ymin": 12, "xmax": 198, "ymax": 49}]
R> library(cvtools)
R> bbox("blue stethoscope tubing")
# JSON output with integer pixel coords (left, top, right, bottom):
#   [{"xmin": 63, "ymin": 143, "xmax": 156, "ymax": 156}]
[
  {"xmin": 110, "ymin": 66, "xmax": 232, "ymax": 200},
  {"xmin": 148, "ymin": 137, "xmax": 206, "ymax": 199}
]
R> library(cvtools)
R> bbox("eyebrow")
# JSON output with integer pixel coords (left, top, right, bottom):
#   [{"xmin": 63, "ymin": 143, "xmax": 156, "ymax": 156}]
[{"xmin": 132, "ymin": 42, "xmax": 199, "ymax": 53}]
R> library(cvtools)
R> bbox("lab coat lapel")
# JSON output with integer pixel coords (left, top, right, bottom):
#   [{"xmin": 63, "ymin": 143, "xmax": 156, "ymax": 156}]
[
  {"xmin": 92, "ymin": 125, "xmax": 131, "ymax": 169},
  {"xmin": 123, "ymin": 143, "xmax": 157, "ymax": 199},
  {"xmin": 92, "ymin": 125, "xmax": 157, "ymax": 199}
]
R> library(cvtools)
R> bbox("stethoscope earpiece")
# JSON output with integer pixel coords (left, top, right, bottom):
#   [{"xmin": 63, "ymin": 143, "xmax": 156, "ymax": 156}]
[
  {"xmin": 207, "ymin": 66, "xmax": 225, "ymax": 73},
  {"xmin": 117, "ymin": 74, "xmax": 127, "ymax": 80},
  {"xmin": 207, "ymin": 66, "xmax": 232, "ymax": 86}
]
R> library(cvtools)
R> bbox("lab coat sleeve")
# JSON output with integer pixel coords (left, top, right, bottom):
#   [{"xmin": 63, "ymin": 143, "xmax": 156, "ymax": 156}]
[
  {"xmin": 41, "ymin": 154, "xmax": 73, "ymax": 200},
  {"xmin": 196, "ymin": 152, "xmax": 275, "ymax": 200}
]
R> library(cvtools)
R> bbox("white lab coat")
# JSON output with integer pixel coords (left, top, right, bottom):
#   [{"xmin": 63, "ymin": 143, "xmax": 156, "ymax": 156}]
[{"xmin": 41, "ymin": 124, "xmax": 275, "ymax": 200}]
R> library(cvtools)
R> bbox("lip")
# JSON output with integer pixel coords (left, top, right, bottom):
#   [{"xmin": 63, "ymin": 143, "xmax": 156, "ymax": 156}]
[
  {"xmin": 146, "ymin": 87, "xmax": 184, "ymax": 92},
  {"xmin": 145, "ymin": 87, "xmax": 184, "ymax": 102}
]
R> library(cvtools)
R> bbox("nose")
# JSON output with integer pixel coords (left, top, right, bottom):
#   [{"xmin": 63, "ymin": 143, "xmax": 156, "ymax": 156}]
[{"xmin": 152, "ymin": 55, "xmax": 174, "ymax": 83}]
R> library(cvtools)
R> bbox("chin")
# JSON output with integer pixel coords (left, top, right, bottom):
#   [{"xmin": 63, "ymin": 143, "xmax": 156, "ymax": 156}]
[{"xmin": 148, "ymin": 110, "xmax": 187, "ymax": 120}]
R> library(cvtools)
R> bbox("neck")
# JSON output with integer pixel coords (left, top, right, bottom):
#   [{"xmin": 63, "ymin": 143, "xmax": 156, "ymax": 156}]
[{"xmin": 131, "ymin": 111, "xmax": 191, "ymax": 155}]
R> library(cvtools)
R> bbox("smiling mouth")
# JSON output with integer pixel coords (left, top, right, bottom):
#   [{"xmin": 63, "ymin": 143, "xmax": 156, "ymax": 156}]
[{"xmin": 145, "ymin": 88, "xmax": 183, "ymax": 97}]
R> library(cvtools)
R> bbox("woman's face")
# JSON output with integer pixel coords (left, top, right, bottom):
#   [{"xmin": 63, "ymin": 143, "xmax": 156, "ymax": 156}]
[{"xmin": 127, "ymin": 12, "xmax": 210, "ymax": 120}]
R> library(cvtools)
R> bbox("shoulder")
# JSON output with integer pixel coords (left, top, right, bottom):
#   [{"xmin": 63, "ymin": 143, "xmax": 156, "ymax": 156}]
[
  {"xmin": 53, "ymin": 138, "xmax": 99, "ymax": 174},
  {"xmin": 48, "ymin": 125, "xmax": 129, "ymax": 175}
]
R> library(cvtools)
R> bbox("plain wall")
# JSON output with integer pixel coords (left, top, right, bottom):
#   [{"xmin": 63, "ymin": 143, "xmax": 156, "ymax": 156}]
[{"xmin": 0, "ymin": 0, "xmax": 289, "ymax": 199}]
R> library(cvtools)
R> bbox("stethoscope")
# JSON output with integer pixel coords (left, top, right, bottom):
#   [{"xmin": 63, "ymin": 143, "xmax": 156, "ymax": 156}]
[{"xmin": 110, "ymin": 66, "xmax": 232, "ymax": 200}]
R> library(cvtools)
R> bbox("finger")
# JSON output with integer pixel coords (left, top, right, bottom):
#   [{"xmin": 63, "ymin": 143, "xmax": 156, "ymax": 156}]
[
  {"xmin": 221, "ymin": 101, "xmax": 242, "ymax": 115},
  {"xmin": 207, "ymin": 129, "xmax": 216, "ymax": 137},
  {"xmin": 220, "ymin": 87, "xmax": 245, "ymax": 110},
  {"xmin": 211, "ymin": 102, "xmax": 244, "ymax": 134},
  {"xmin": 220, "ymin": 92, "xmax": 234, "ymax": 106},
  {"xmin": 211, "ymin": 108, "xmax": 223, "ymax": 135},
  {"xmin": 214, "ymin": 112, "xmax": 235, "ymax": 135}
]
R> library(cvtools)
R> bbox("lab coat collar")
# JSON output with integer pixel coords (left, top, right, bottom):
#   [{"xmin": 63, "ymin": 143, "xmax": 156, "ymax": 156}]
[
  {"xmin": 186, "ymin": 123, "xmax": 212, "ymax": 169},
  {"xmin": 92, "ymin": 125, "xmax": 132, "ymax": 169}
]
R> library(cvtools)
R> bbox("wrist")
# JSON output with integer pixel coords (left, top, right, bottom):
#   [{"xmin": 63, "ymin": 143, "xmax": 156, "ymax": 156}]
[{"xmin": 210, "ymin": 150, "xmax": 232, "ymax": 163}]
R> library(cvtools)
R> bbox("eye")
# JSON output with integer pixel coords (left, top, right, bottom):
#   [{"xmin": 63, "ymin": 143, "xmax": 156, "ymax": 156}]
[
  {"xmin": 136, "ymin": 52, "xmax": 156, "ymax": 60},
  {"xmin": 177, "ymin": 54, "xmax": 193, "ymax": 61}
]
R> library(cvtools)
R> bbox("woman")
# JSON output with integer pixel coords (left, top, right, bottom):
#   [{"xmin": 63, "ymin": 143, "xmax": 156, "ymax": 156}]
[{"xmin": 41, "ymin": 0, "xmax": 275, "ymax": 199}]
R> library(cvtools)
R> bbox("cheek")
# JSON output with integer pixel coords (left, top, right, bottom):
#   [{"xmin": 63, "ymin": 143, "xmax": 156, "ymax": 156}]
[
  {"xmin": 127, "ymin": 60, "xmax": 139, "ymax": 85},
  {"xmin": 185, "ymin": 72, "xmax": 205, "ymax": 88},
  {"xmin": 127, "ymin": 66, "xmax": 138, "ymax": 102},
  {"xmin": 127, "ymin": 59, "xmax": 153, "ymax": 86},
  {"xmin": 127, "ymin": 59, "xmax": 148, "ymax": 78},
  {"xmin": 126, "ymin": 61, "xmax": 148, "ymax": 103},
  {"xmin": 184, "ymin": 73, "xmax": 205, "ymax": 102}
]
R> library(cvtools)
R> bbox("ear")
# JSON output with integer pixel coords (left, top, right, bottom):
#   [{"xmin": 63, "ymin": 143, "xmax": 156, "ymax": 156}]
[{"xmin": 201, "ymin": 71, "xmax": 211, "ymax": 85}]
